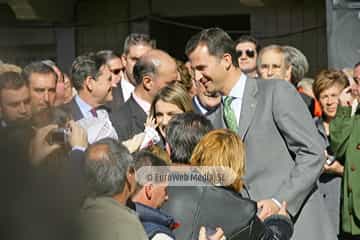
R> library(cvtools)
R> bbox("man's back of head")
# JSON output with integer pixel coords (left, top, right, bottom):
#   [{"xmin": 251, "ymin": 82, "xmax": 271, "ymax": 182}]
[
  {"xmin": 166, "ymin": 112, "xmax": 213, "ymax": 164},
  {"xmin": 84, "ymin": 138, "xmax": 134, "ymax": 199}
]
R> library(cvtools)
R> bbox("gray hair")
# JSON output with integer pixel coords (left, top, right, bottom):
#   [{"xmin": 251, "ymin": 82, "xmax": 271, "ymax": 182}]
[
  {"xmin": 297, "ymin": 77, "xmax": 314, "ymax": 89},
  {"xmin": 23, "ymin": 61, "xmax": 58, "ymax": 84},
  {"xmin": 84, "ymin": 138, "xmax": 134, "ymax": 198},
  {"xmin": 283, "ymin": 45, "xmax": 309, "ymax": 85},
  {"xmin": 70, "ymin": 53, "xmax": 107, "ymax": 91},
  {"xmin": 257, "ymin": 44, "xmax": 285, "ymax": 69},
  {"xmin": 123, "ymin": 33, "xmax": 156, "ymax": 55}
]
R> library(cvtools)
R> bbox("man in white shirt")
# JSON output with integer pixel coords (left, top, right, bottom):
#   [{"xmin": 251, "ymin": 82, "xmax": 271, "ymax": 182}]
[{"xmin": 60, "ymin": 53, "xmax": 118, "ymax": 140}]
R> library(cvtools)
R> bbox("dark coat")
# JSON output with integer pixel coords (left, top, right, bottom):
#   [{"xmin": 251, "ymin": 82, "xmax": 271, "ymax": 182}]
[
  {"xmin": 111, "ymin": 95, "xmax": 147, "ymax": 141},
  {"xmin": 161, "ymin": 184, "xmax": 293, "ymax": 240}
]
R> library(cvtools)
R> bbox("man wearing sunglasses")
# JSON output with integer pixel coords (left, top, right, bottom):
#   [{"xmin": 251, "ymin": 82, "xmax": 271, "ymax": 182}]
[
  {"xmin": 235, "ymin": 35, "xmax": 260, "ymax": 78},
  {"xmin": 96, "ymin": 50, "xmax": 126, "ymax": 112}
]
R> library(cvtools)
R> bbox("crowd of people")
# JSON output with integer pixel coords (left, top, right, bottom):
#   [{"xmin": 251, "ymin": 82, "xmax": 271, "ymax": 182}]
[{"xmin": 0, "ymin": 27, "xmax": 359, "ymax": 240}]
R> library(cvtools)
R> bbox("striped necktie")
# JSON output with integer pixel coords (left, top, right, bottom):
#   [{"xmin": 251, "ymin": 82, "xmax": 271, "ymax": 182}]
[{"xmin": 223, "ymin": 96, "xmax": 239, "ymax": 132}]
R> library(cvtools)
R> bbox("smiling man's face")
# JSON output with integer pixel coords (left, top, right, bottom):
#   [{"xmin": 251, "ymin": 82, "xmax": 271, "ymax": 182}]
[{"xmin": 188, "ymin": 44, "xmax": 227, "ymax": 95}]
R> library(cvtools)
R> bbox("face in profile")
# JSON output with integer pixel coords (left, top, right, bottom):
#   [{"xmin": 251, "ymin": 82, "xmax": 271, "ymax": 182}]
[
  {"xmin": 258, "ymin": 49, "xmax": 290, "ymax": 80},
  {"xmin": 108, "ymin": 57, "xmax": 124, "ymax": 86},
  {"xmin": 352, "ymin": 65, "xmax": 360, "ymax": 98},
  {"xmin": 319, "ymin": 84, "xmax": 344, "ymax": 118},
  {"xmin": 188, "ymin": 45, "xmax": 227, "ymax": 95},
  {"xmin": 90, "ymin": 65, "xmax": 113, "ymax": 104},
  {"xmin": 155, "ymin": 100, "xmax": 184, "ymax": 138},
  {"xmin": 195, "ymin": 80, "xmax": 221, "ymax": 110}
]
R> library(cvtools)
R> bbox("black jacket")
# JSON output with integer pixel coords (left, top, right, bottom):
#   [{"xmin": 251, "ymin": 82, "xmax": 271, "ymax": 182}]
[
  {"xmin": 111, "ymin": 95, "xmax": 147, "ymax": 141},
  {"xmin": 161, "ymin": 185, "xmax": 293, "ymax": 240}
]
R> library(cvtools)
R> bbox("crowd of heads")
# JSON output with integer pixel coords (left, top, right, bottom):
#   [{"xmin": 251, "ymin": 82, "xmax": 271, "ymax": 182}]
[{"xmin": 1, "ymin": 26, "xmax": 359, "ymax": 240}]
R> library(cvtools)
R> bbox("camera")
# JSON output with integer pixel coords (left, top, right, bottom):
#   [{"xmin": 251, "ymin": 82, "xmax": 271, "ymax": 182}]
[{"xmin": 46, "ymin": 128, "xmax": 70, "ymax": 145}]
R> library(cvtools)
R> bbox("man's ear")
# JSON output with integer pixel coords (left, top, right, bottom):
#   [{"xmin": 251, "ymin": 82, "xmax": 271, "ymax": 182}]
[
  {"xmin": 285, "ymin": 65, "xmax": 292, "ymax": 82},
  {"xmin": 144, "ymin": 183, "xmax": 153, "ymax": 200},
  {"xmin": 85, "ymin": 76, "xmax": 94, "ymax": 92},
  {"xmin": 121, "ymin": 54, "xmax": 127, "ymax": 66},
  {"xmin": 222, "ymin": 53, "xmax": 233, "ymax": 70},
  {"xmin": 143, "ymin": 75, "xmax": 153, "ymax": 91},
  {"xmin": 125, "ymin": 167, "xmax": 136, "ymax": 193}
]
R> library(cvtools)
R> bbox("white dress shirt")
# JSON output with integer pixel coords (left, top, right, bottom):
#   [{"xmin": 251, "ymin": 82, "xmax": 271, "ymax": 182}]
[{"xmin": 223, "ymin": 73, "xmax": 247, "ymax": 124}]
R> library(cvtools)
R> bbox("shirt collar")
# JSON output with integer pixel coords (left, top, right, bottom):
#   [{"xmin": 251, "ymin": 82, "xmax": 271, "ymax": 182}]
[
  {"xmin": 223, "ymin": 73, "xmax": 247, "ymax": 100},
  {"xmin": 193, "ymin": 96, "xmax": 208, "ymax": 115},
  {"xmin": 75, "ymin": 95, "xmax": 93, "ymax": 116}
]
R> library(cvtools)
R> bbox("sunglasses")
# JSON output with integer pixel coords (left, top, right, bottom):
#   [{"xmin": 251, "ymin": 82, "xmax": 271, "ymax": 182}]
[
  {"xmin": 236, "ymin": 49, "xmax": 255, "ymax": 58},
  {"xmin": 111, "ymin": 68, "xmax": 123, "ymax": 75}
]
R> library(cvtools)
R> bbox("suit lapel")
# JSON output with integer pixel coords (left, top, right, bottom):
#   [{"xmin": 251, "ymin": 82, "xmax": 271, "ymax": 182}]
[
  {"xmin": 70, "ymin": 98, "xmax": 85, "ymax": 121},
  {"xmin": 129, "ymin": 96, "xmax": 147, "ymax": 128},
  {"xmin": 238, "ymin": 78, "xmax": 258, "ymax": 139}
]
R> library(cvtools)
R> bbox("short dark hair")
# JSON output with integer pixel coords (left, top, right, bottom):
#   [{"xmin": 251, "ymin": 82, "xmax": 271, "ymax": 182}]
[
  {"xmin": 235, "ymin": 35, "xmax": 261, "ymax": 53},
  {"xmin": 70, "ymin": 53, "xmax": 107, "ymax": 91},
  {"xmin": 354, "ymin": 61, "xmax": 360, "ymax": 69},
  {"xmin": 84, "ymin": 138, "xmax": 133, "ymax": 198},
  {"xmin": 96, "ymin": 50, "xmax": 121, "ymax": 63},
  {"xmin": 166, "ymin": 112, "xmax": 213, "ymax": 164},
  {"xmin": 23, "ymin": 61, "xmax": 57, "ymax": 84},
  {"xmin": 123, "ymin": 33, "xmax": 156, "ymax": 55},
  {"xmin": 133, "ymin": 56, "xmax": 157, "ymax": 86},
  {"xmin": 133, "ymin": 150, "xmax": 168, "ymax": 170},
  {"xmin": 133, "ymin": 150, "xmax": 169, "ymax": 191},
  {"xmin": 185, "ymin": 28, "xmax": 239, "ymax": 67},
  {"xmin": 0, "ymin": 72, "xmax": 27, "ymax": 93}
]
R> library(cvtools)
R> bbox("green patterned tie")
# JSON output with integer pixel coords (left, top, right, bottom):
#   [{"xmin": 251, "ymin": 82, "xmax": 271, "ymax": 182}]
[{"xmin": 223, "ymin": 96, "xmax": 239, "ymax": 132}]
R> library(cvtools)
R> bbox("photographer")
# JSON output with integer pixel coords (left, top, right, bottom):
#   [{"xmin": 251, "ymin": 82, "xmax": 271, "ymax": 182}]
[{"xmin": 29, "ymin": 108, "xmax": 88, "ymax": 165}]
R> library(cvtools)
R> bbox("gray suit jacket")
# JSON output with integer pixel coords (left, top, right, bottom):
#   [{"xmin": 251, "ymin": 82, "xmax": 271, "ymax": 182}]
[{"xmin": 207, "ymin": 78, "xmax": 336, "ymax": 240}]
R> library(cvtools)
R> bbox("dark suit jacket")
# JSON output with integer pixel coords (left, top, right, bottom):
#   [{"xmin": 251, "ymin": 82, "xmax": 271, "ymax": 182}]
[
  {"xmin": 106, "ymin": 85, "xmax": 125, "ymax": 113},
  {"xmin": 111, "ymin": 95, "xmax": 147, "ymax": 141},
  {"xmin": 59, "ymin": 98, "xmax": 84, "ymax": 121}
]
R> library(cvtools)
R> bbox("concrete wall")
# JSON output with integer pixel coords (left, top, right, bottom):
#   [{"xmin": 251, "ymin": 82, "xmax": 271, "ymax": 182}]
[{"xmin": 0, "ymin": 0, "xmax": 327, "ymax": 76}]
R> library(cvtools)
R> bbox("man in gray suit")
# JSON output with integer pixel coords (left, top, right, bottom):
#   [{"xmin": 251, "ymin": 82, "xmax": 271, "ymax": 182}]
[{"xmin": 186, "ymin": 28, "xmax": 336, "ymax": 239}]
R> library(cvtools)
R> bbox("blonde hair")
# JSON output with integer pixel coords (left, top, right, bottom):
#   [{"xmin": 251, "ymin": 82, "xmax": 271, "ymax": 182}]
[
  {"xmin": 150, "ymin": 82, "xmax": 194, "ymax": 117},
  {"xmin": 0, "ymin": 64, "xmax": 22, "ymax": 74},
  {"xmin": 313, "ymin": 69, "xmax": 349, "ymax": 100},
  {"xmin": 190, "ymin": 129, "xmax": 245, "ymax": 192}
]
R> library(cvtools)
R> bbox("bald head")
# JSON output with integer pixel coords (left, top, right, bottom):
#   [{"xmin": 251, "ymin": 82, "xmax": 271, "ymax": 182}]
[
  {"xmin": 133, "ymin": 49, "xmax": 178, "ymax": 99},
  {"xmin": 84, "ymin": 138, "xmax": 134, "ymax": 198}
]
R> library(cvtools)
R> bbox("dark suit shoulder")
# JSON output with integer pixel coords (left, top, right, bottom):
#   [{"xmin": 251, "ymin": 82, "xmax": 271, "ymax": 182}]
[
  {"xmin": 57, "ymin": 98, "xmax": 84, "ymax": 121},
  {"xmin": 111, "ymin": 95, "xmax": 147, "ymax": 141}
]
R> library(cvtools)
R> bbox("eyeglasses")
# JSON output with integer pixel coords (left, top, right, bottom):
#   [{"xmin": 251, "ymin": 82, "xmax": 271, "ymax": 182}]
[
  {"xmin": 111, "ymin": 68, "xmax": 123, "ymax": 75},
  {"xmin": 236, "ymin": 49, "xmax": 255, "ymax": 58}
]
